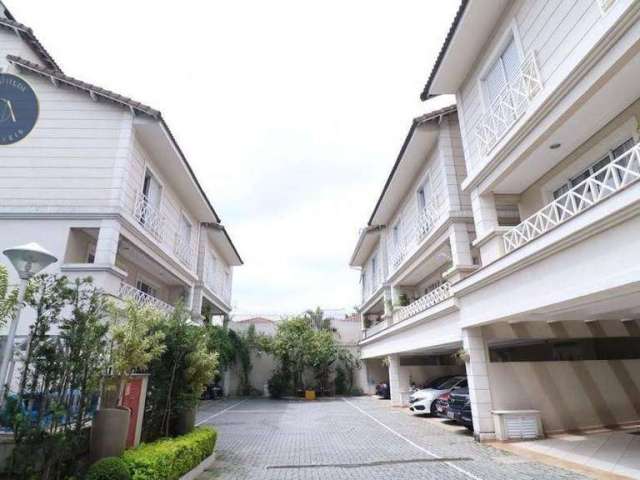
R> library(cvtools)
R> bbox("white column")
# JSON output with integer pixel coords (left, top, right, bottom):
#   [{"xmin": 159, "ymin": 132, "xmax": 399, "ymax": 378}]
[
  {"xmin": 388, "ymin": 354, "xmax": 410, "ymax": 407},
  {"xmin": 462, "ymin": 327, "xmax": 495, "ymax": 441},
  {"xmin": 94, "ymin": 219, "xmax": 121, "ymax": 265},
  {"xmin": 445, "ymin": 223, "xmax": 476, "ymax": 284},
  {"xmin": 470, "ymin": 189, "xmax": 504, "ymax": 265}
]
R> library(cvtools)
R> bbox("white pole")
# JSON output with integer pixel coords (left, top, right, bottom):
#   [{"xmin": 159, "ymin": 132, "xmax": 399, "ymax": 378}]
[{"xmin": 0, "ymin": 279, "xmax": 26, "ymax": 403}]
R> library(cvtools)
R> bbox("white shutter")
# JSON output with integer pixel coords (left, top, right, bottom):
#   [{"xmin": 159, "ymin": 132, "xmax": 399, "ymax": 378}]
[
  {"xmin": 484, "ymin": 57, "xmax": 506, "ymax": 106},
  {"xmin": 501, "ymin": 38, "xmax": 520, "ymax": 84},
  {"xmin": 147, "ymin": 174, "xmax": 162, "ymax": 209}
]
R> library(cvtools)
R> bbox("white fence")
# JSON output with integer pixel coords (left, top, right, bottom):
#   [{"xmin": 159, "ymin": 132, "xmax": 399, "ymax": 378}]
[
  {"xmin": 118, "ymin": 282, "xmax": 175, "ymax": 314},
  {"xmin": 392, "ymin": 283, "xmax": 452, "ymax": 324},
  {"xmin": 503, "ymin": 142, "xmax": 640, "ymax": 252}
]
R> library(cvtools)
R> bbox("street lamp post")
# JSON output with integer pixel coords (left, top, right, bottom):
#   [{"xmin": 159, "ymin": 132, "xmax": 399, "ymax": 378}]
[{"xmin": 0, "ymin": 243, "xmax": 57, "ymax": 401}]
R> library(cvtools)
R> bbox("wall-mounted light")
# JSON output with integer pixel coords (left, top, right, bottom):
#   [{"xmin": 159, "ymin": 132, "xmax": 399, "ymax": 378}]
[{"xmin": 550, "ymin": 143, "xmax": 562, "ymax": 150}]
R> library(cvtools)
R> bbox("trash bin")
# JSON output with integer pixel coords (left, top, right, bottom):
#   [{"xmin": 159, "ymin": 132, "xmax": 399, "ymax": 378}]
[{"xmin": 304, "ymin": 390, "xmax": 316, "ymax": 400}]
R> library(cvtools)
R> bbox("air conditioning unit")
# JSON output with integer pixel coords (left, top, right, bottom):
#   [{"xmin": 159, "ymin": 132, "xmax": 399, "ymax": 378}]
[{"xmin": 492, "ymin": 410, "xmax": 544, "ymax": 441}]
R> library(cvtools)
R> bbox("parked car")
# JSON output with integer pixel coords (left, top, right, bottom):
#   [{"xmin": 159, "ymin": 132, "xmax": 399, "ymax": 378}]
[
  {"xmin": 446, "ymin": 387, "xmax": 473, "ymax": 430},
  {"xmin": 408, "ymin": 376, "xmax": 467, "ymax": 415},
  {"xmin": 434, "ymin": 391, "xmax": 452, "ymax": 417}
]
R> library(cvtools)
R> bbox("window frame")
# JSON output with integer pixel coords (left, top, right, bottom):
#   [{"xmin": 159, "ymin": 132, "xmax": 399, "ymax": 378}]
[{"xmin": 477, "ymin": 20, "xmax": 525, "ymax": 114}]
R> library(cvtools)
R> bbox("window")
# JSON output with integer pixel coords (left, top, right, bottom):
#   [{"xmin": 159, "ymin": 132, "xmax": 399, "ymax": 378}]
[
  {"xmin": 136, "ymin": 279, "xmax": 157, "ymax": 298},
  {"xmin": 553, "ymin": 138, "xmax": 636, "ymax": 200},
  {"xmin": 417, "ymin": 175, "xmax": 433, "ymax": 210},
  {"xmin": 205, "ymin": 250, "xmax": 217, "ymax": 286},
  {"xmin": 86, "ymin": 244, "xmax": 96, "ymax": 264},
  {"xmin": 178, "ymin": 214, "xmax": 192, "ymax": 243},
  {"xmin": 142, "ymin": 169, "xmax": 162, "ymax": 208},
  {"xmin": 483, "ymin": 37, "xmax": 521, "ymax": 108},
  {"xmin": 392, "ymin": 223, "xmax": 400, "ymax": 245}
]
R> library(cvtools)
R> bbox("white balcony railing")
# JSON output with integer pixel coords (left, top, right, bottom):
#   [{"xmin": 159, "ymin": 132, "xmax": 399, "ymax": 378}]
[
  {"xmin": 364, "ymin": 319, "xmax": 388, "ymax": 338},
  {"xmin": 503, "ymin": 142, "xmax": 640, "ymax": 253},
  {"xmin": 174, "ymin": 234, "xmax": 195, "ymax": 268},
  {"xmin": 392, "ymin": 283, "xmax": 452, "ymax": 324},
  {"xmin": 133, "ymin": 193, "xmax": 165, "ymax": 242},
  {"xmin": 475, "ymin": 51, "xmax": 543, "ymax": 156},
  {"xmin": 390, "ymin": 199, "xmax": 443, "ymax": 272},
  {"xmin": 118, "ymin": 282, "xmax": 175, "ymax": 314}
]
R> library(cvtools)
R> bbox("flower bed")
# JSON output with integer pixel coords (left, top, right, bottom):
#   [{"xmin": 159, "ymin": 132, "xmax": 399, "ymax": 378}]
[{"xmin": 122, "ymin": 427, "xmax": 217, "ymax": 480}]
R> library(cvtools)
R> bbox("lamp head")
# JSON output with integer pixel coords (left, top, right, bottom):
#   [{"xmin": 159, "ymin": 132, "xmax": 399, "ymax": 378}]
[{"xmin": 2, "ymin": 242, "xmax": 57, "ymax": 280}]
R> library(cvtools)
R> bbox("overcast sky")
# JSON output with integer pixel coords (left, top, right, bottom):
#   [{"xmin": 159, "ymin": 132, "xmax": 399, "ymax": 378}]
[{"xmin": 12, "ymin": 1, "xmax": 459, "ymax": 315}]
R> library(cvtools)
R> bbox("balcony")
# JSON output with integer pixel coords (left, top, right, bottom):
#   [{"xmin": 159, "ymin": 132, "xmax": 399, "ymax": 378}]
[
  {"xmin": 132, "ymin": 192, "xmax": 197, "ymax": 271},
  {"xmin": 475, "ymin": 52, "xmax": 543, "ymax": 156},
  {"xmin": 174, "ymin": 233, "xmax": 194, "ymax": 269},
  {"xmin": 390, "ymin": 199, "xmax": 443, "ymax": 272},
  {"xmin": 392, "ymin": 283, "xmax": 452, "ymax": 324},
  {"xmin": 133, "ymin": 192, "xmax": 165, "ymax": 242},
  {"xmin": 118, "ymin": 282, "xmax": 175, "ymax": 314},
  {"xmin": 363, "ymin": 319, "xmax": 388, "ymax": 339},
  {"xmin": 503, "ymin": 142, "xmax": 640, "ymax": 253}
]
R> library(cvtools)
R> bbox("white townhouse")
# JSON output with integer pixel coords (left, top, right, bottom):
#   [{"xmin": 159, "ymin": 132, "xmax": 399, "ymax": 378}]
[
  {"xmin": 353, "ymin": 0, "xmax": 640, "ymax": 444},
  {"xmin": 0, "ymin": 4, "xmax": 242, "ymax": 343},
  {"xmin": 350, "ymin": 106, "xmax": 475, "ymax": 398}
]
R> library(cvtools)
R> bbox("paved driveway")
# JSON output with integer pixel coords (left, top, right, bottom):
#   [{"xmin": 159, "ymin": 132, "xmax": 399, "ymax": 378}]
[{"xmin": 196, "ymin": 397, "xmax": 588, "ymax": 480}]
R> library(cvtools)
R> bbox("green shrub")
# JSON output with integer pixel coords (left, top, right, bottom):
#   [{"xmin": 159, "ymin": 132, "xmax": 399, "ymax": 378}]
[
  {"xmin": 85, "ymin": 457, "xmax": 131, "ymax": 480},
  {"xmin": 122, "ymin": 427, "xmax": 216, "ymax": 480},
  {"xmin": 267, "ymin": 370, "xmax": 289, "ymax": 398}
]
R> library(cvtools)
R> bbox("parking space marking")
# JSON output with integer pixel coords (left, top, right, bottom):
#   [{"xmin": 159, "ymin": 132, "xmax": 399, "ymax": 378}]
[
  {"xmin": 342, "ymin": 398, "xmax": 483, "ymax": 480},
  {"xmin": 196, "ymin": 399, "xmax": 247, "ymax": 426}
]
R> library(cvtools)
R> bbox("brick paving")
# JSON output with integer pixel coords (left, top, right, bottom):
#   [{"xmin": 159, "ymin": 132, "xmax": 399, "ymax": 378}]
[{"xmin": 196, "ymin": 396, "xmax": 590, "ymax": 480}]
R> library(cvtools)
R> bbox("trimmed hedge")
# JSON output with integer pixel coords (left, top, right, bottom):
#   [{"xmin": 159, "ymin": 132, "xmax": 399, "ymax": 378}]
[
  {"xmin": 86, "ymin": 457, "xmax": 131, "ymax": 480},
  {"xmin": 122, "ymin": 427, "xmax": 217, "ymax": 480}
]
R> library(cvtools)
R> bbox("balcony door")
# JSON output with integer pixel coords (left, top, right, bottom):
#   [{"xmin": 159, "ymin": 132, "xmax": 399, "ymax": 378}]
[{"xmin": 141, "ymin": 169, "xmax": 162, "ymax": 223}]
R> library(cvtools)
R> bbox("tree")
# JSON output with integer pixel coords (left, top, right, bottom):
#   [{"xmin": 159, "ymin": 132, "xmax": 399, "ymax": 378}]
[
  {"xmin": 269, "ymin": 317, "xmax": 315, "ymax": 393},
  {"xmin": 304, "ymin": 307, "xmax": 331, "ymax": 331},
  {"xmin": 307, "ymin": 329, "xmax": 338, "ymax": 395},
  {"xmin": 0, "ymin": 264, "xmax": 18, "ymax": 328},
  {"xmin": 8, "ymin": 275, "xmax": 110, "ymax": 479},
  {"xmin": 107, "ymin": 300, "xmax": 166, "ymax": 407}
]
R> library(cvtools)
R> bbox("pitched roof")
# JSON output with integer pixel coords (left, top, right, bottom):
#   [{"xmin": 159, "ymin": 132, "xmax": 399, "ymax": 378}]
[
  {"xmin": 8, "ymin": 55, "xmax": 243, "ymax": 264},
  {"xmin": 366, "ymin": 104, "xmax": 457, "ymax": 225},
  {"xmin": 0, "ymin": 17, "xmax": 61, "ymax": 72},
  {"xmin": 8, "ymin": 55, "xmax": 160, "ymax": 117},
  {"xmin": 419, "ymin": 0, "xmax": 469, "ymax": 101}
]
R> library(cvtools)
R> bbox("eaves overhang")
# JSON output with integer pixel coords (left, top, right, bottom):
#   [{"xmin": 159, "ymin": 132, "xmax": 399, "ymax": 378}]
[
  {"xmin": 349, "ymin": 225, "xmax": 384, "ymax": 267},
  {"xmin": 420, "ymin": 0, "xmax": 509, "ymax": 100},
  {"xmin": 8, "ymin": 55, "xmax": 243, "ymax": 265},
  {"xmin": 367, "ymin": 105, "xmax": 457, "ymax": 226}
]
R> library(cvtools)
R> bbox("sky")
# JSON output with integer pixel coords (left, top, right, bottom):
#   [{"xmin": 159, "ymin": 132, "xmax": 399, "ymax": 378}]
[{"xmin": 11, "ymin": 1, "xmax": 459, "ymax": 316}]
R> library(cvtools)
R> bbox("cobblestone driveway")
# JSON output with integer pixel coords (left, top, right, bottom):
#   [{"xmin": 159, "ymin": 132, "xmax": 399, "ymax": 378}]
[{"xmin": 196, "ymin": 396, "xmax": 589, "ymax": 480}]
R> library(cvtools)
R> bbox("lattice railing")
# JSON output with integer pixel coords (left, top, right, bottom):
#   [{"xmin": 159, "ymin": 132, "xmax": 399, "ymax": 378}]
[
  {"xmin": 475, "ymin": 51, "xmax": 543, "ymax": 156},
  {"xmin": 364, "ymin": 319, "xmax": 388, "ymax": 338},
  {"xmin": 174, "ymin": 233, "xmax": 195, "ymax": 269},
  {"xmin": 118, "ymin": 283, "xmax": 174, "ymax": 314},
  {"xmin": 503, "ymin": 142, "xmax": 640, "ymax": 253},
  {"xmin": 392, "ymin": 283, "xmax": 452, "ymax": 324},
  {"xmin": 133, "ymin": 192, "xmax": 165, "ymax": 242},
  {"xmin": 389, "ymin": 199, "xmax": 443, "ymax": 272}
]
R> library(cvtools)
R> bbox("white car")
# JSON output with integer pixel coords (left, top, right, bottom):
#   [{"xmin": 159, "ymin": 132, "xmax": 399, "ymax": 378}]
[{"xmin": 408, "ymin": 376, "xmax": 467, "ymax": 415}]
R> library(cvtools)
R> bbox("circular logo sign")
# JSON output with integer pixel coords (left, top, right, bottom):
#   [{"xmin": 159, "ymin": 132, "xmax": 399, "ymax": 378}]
[{"xmin": 0, "ymin": 73, "xmax": 38, "ymax": 145}]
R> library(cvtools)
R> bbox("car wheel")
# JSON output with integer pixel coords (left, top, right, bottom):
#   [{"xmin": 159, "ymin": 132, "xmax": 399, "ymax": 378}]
[{"xmin": 430, "ymin": 401, "xmax": 437, "ymax": 416}]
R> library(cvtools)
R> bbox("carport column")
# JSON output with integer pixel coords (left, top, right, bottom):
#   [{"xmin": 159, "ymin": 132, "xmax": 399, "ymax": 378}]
[
  {"xmin": 462, "ymin": 327, "xmax": 495, "ymax": 441},
  {"xmin": 388, "ymin": 354, "xmax": 410, "ymax": 407}
]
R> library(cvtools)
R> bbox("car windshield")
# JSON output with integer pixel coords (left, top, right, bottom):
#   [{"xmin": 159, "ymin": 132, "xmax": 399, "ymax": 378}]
[
  {"xmin": 437, "ymin": 377, "xmax": 464, "ymax": 389},
  {"xmin": 425, "ymin": 376, "xmax": 451, "ymax": 388}
]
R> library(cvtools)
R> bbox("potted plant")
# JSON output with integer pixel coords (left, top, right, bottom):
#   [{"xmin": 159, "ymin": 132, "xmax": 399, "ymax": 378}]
[{"xmin": 90, "ymin": 300, "xmax": 165, "ymax": 462}]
